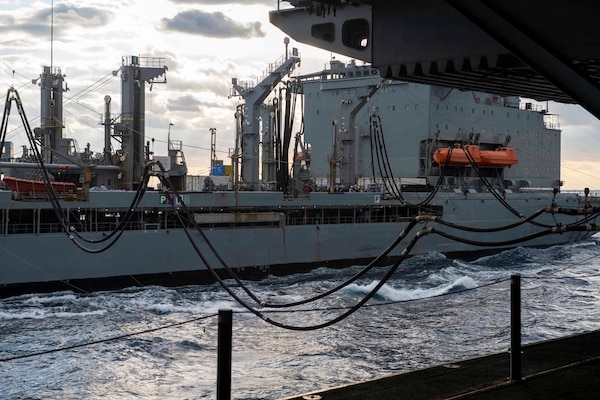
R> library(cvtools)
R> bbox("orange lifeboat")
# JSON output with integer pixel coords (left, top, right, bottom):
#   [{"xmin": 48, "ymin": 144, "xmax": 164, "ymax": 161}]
[
  {"xmin": 479, "ymin": 147, "xmax": 518, "ymax": 167},
  {"xmin": 432, "ymin": 145, "xmax": 481, "ymax": 166},
  {"xmin": 2, "ymin": 176, "xmax": 76, "ymax": 194}
]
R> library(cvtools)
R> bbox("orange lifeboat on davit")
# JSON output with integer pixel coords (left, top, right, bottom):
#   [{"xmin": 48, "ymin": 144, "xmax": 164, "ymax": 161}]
[
  {"xmin": 432, "ymin": 145, "xmax": 481, "ymax": 166},
  {"xmin": 479, "ymin": 147, "xmax": 518, "ymax": 167}
]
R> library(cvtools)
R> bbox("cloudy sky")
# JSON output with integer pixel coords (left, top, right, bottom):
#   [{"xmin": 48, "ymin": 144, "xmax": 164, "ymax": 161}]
[{"xmin": 1, "ymin": 0, "xmax": 599, "ymax": 189}]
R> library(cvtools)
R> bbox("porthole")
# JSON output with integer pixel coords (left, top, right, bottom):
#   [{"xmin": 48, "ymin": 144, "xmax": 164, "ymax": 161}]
[
  {"xmin": 311, "ymin": 23, "xmax": 335, "ymax": 42},
  {"xmin": 342, "ymin": 19, "xmax": 369, "ymax": 50}
]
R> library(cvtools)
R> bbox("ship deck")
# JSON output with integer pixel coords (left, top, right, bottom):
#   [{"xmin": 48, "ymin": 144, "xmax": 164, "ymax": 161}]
[{"xmin": 281, "ymin": 329, "xmax": 600, "ymax": 400}]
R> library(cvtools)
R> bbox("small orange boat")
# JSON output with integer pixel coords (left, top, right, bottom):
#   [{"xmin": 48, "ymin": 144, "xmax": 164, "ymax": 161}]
[
  {"xmin": 479, "ymin": 147, "xmax": 518, "ymax": 167},
  {"xmin": 432, "ymin": 145, "xmax": 481, "ymax": 166},
  {"xmin": 2, "ymin": 176, "xmax": 76, "ymax": 194}
]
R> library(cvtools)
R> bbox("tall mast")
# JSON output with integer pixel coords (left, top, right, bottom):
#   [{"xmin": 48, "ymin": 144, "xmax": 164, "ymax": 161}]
[
  {"xmin": 50, "ymin": 0, "xmax": 53, "ymax": 72},
  {"xmin": 117, "ymin": 56, "xmax": 167, "ymax": 189}
]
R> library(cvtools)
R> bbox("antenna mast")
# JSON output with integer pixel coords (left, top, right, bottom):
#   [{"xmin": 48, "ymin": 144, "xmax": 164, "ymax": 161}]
[{"xmin": 50, "ymin": 0, "xmax": 53, "ymax": 71}]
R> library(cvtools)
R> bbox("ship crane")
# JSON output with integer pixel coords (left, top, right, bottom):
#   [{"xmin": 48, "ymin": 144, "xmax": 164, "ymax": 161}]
[{"xmin": 231, "ymin": 37, "xmax": 300, "ymax": 191}]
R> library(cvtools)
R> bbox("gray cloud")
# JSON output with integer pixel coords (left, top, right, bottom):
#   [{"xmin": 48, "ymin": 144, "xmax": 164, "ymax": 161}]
[
  {"xmin": 168, "ymin": 94, "xmax": 204, "ymax": 112},
  {"xmin": 547, "ymin": 102, "xmax": 600, "ymax": 162},
  {"xmin": 0, "ymin": 38, "xmax": 36, "ymax": 48},
  {"xmin": 160, "ymin": 10, "xmax": 265, "ymax": 38},
  {"xmin": 2, "ymin": 22, "xmax": 48, "ymax": 37},
  {"xmin": 167, "ymin": 92, "xmax": 229, "ymax": 113},
  {"xmin": 0, "ymin": 15, "xmax": 15, "ymax": 25},
  {"xmin": 33, "ymin": 4, "xmax": 112, "ymax": 27},
  {"xmin": 0, "ymin": 5, "xmax": 113, "ymax": 39}
]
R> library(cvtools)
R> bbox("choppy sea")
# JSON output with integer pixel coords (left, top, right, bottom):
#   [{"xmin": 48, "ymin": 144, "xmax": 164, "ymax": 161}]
[{"xmin": 2, "ymin": 238, "xmax": 600, "ymax": 400}]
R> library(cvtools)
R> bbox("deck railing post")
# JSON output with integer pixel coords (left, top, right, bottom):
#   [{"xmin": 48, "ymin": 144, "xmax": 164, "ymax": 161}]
[
  {"xmin": 217, "ymin": 308, "xmax": 233, "ymax": 400},
  {"xmin": 510, "ymin": 274, "xmax": 522, "ymax": 381}
]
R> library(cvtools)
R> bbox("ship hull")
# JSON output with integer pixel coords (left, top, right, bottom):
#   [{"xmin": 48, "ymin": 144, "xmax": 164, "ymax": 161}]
[{"xmin": 1, "ymin": 190, "xmax": 595, "ymax": 298}]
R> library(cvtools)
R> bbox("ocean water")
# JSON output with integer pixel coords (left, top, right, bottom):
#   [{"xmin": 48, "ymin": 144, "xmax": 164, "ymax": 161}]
[{"xmin": 2, "ymin": 239, "xmax": 600, "ymax": 400}]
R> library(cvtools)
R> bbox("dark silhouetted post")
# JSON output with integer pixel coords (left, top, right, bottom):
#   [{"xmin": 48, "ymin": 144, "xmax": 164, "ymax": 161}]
[
  {"xmin": 510, "ymin": 274, "xmax": 522, "ymax": 381},
  {"xmin": 217, "ymin": 308, "xmax": 233, "ymax": 400}
]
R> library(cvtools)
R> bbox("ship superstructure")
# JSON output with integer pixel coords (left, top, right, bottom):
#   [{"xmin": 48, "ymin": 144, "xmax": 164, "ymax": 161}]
[
  {"xmin": 0, "ymin": 56, "xmax": 170, "ymax": 194},
  {"xmin": 298, "ymin": 60, "xmax": 561, "ymax": 191}
]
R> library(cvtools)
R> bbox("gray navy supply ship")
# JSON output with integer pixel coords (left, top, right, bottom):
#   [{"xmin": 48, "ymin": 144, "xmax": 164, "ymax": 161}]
[{"xmin": 1, "ymin": 45, "xmax": 599, "ymax": 298}]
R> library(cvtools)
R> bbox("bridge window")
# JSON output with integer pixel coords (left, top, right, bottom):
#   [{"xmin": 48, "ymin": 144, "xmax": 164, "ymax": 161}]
[
  {"xmin": 311, "ymin": 23, "xmax": 335, "ymax": 42},
  {"xmin": 342, "ymin": 19, "xmax": 369, "ymax": 50}
]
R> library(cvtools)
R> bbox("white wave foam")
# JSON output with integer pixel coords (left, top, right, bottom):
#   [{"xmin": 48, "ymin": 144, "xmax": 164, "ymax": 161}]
[
  {"xmin": 0, "ymin": 309, "xmax": 106, "ymax": 320},
  {"xmin": 22, "ymin": 293, "xmax": 78, "ymax": 305},
  {"xmin": 345, "ymin": 275, "xmax": 478, "ymax": 302}
]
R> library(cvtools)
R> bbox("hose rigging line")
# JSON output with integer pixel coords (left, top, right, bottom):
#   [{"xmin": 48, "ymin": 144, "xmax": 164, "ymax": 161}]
[
  {"xmin": 154, "ymin": 160, "xmax": 421, "ymax": 310},
  {"xmin": 460, "ymin": 143, "xmax": 524, "ymax": 217},
  {"xmin": 368, "ymin": 114, "xmax": 454, "ymax": 213},
  {"xmin": 410, "ymin": 202, "xmax": 597, "ymax": 235},
  {"xmin": 66, "ymin": 163, "xmax": 153, "ymax": 243},
  {"xmin": 2, "ymin": 87, "xmax": 157, "ymax": 254},
  {"xmin": 153, "ymin": 157, "xmax": 597, "ymax": 313},
  {"xmin": 413, "ymin": 144, "xmax": 453, "ymax": 208},
  {"xmin": 40, "ymin": 161, "xmax": 155, "ymax": 254},
  {"xmin": 545, "ymin": 205, "xmax": 600, "ymax": 216},
  {"xmin": 432, "ymin": 207, "xmax": 547, "ymax": 233},
  {"xmin": 60, "ymin": 164, "xmax": 156, "ymax": 254},
  {"xmin": 429, "ymin": 223, "xmax": 600, "ymax": 248},
  {"xmin": 370, "ymin": 114, "xmax": 404, "ymax": 202},
  {"xmin": 175, "ymin": 203, "xmax": 427, "ymax": 331},
  {"xmin": 155, "ymin": 159, "xmax": 600, "ymax": 331},
  {"xmin": 170, "ymin": 218, "xmax": 597, "ymax": 331},
  {"xmin": 8, "ymin": 88, "xmax": 73, "ymax": 236},
  {"xmin": 265, "ymin": 222, "xmax": 600, "ymax": 330},
  {"xmin": 460, "ymin": 144, "xmax": 599, "ymax": 230},
  {"xmin": 259, "ymin": 229, "xmax": 426, "ymax": 331}
]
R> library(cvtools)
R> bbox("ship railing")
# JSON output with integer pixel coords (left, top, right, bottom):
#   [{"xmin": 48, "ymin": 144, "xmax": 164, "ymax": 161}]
[
  {"xmin": 286, "ymin": 214, "xmax": 412, "ymax": 226},
  {"xmin": 6, "ymin": 223, "xmax": 36, "ymax": 234},
  {"xmin": 561, "ymin": 189, "xmax": 600, "ymax": 197},
  {"xmin": 543, "ymin": 113, "xmax": 560, "ymax": 130},
  {"xmin": 520, "ymin": 102, "xmax": 545, "ymax": 112},
  {"xmin": 6, "ymin": 222, "xmax": 66, "ymax": 235},
  {"xmin": 168, "ymin": 139, "xmax": 183, "ymax": 151},
  {"xmin": 123, "ymin": 56, "xmax": 166, "ymax": 68},
  {"xmin": 95, "ymin": 221, "xmax": 145, "ymax": 232},
  {"xmin": 5, "ymin": 218, "xmax": 184, "ymax": 236},
  {"xmin": 518, "ymin": 102, "xmax": 562, "ymax": 129},
  {"xmin": 143, "ymin": 223, "xmax": 161, "ymax": 231},
  {"xmin": 287, "ymin": 216, "xmax": 354, "ymax": 225},
  {"xmin": 236, "ymin": 53, "xmax": 301, "ymax": 91}
]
